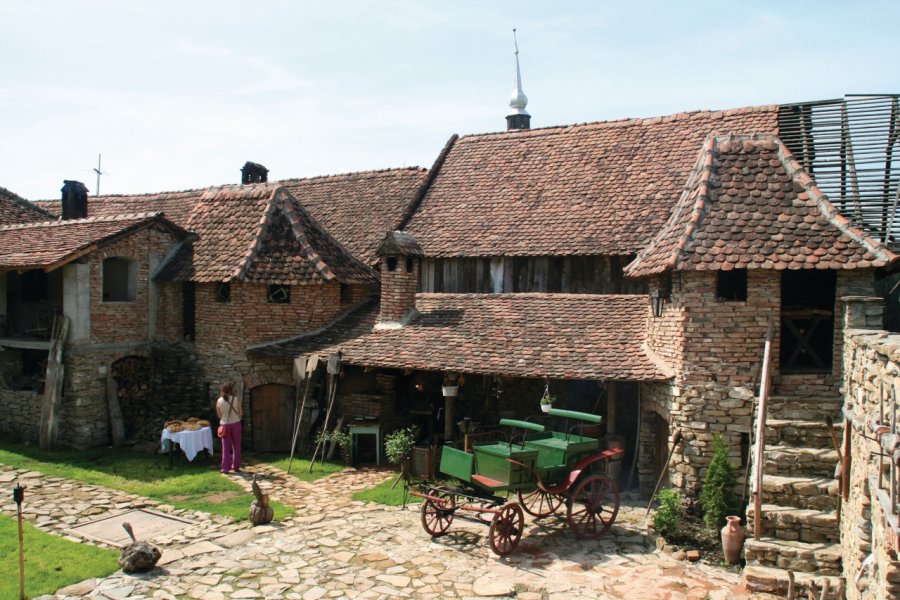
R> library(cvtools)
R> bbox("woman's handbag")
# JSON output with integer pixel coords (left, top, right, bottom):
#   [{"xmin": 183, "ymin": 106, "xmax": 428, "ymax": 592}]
[{"xmin": 217, "ymin": 424, "xmax": 227, "ymax": 438}]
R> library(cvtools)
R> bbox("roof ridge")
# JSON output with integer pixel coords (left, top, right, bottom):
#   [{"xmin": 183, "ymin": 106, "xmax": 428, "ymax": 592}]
[
  {"xmin": 278, "ymin": 166, "xmax": 427, "ymax": 185},
  {"xmin": 457, "ymin": 104, "xmax": 778, "ymax": 142},
  {"xmin": 229, "ymin": 187, "xmax": 280, "ymax": 282},
  {"xmin": 0, "ymin": 211, "xmax": 163, "ymax": 231},
  {"xmin": 397, "ymin": 134, "xmax": 458, "ymax": 230}
]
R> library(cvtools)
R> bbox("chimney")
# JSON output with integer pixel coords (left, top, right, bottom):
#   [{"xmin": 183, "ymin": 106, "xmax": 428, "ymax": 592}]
[
  {"xmin": 376, "ymin": 231, "xmax": 423, "ymax": 329},
  {"xmin": 241, "ymin": 161, "xmax": 269, "ymax": 184},
  {"xmin": 60, "ymin": 180, "xmax": 89, "ymax": 220}
]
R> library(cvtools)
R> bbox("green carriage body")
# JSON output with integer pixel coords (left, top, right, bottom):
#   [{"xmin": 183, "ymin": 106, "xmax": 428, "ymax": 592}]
[{"xmin": 437, "ymin": 409, "xmax": 603, "ymax": 492}]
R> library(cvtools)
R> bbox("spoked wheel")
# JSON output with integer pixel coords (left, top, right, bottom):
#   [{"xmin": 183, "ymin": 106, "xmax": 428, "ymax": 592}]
[
  {"xmin": 488, "ymin": 503, "xmax": 524, "ymax": 556},
  {"xmin": 518, "ymin": 488, "xmax": 563, "ymax": 517},
  {"xmin": 421, "ymin": 491, "xmax": 456, "ymax": 537},
  {"xmin": 566, "ymin": 475, "xmax": 620, "ymax": 538}
]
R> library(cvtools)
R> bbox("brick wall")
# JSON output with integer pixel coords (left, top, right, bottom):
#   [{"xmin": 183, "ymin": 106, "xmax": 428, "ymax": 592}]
[
  {"xmin": 89, "ymin": 227, "xmax": 178, "ymax": 344},
  {"xmin": 840, "ymin": 301, "xmax": 900, "ymax": 598}
]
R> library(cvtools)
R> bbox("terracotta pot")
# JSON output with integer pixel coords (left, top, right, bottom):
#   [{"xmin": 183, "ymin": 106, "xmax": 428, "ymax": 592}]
[{"xmin": 720, "ymin": 515, "xmax": 745, "ymax": 565}]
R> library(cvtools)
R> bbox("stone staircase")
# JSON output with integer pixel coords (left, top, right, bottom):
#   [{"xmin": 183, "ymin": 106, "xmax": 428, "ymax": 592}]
[{"xmin": 743, "ymin": 381, "xmax": 846, "ymax": 597}]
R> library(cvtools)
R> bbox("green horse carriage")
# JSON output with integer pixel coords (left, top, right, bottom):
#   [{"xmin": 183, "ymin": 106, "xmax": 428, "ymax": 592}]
[{"xmin": 408, "ymin": 408, "xmax": 623, "ymax": 555}]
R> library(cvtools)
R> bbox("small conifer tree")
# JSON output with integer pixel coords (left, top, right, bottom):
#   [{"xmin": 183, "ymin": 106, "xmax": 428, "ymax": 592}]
[{"xmin": 700, "ymin": 434, "xmax": 739, "ymax": 529}]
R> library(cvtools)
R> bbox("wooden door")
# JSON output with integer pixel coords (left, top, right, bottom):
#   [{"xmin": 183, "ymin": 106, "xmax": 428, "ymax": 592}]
[{"xmin": 251, "ymin": 384, "xmax": 294, "ymax": 452}]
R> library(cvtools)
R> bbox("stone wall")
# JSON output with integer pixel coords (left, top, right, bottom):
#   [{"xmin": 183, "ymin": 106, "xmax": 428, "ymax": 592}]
[
  {"xmin": 0, "ymin": 388, "xmax": 42, "ymax": 443},
  {"xmin": 840, "ymin": 298, "xmax": 900, "ymax": 598}
]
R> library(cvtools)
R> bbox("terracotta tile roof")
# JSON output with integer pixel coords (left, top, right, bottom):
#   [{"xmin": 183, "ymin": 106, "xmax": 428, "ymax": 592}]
[
  {"xmin": 157, "ymin": 184, "xmax": 377, "ymax": 284},
  {"xmin": 281, "ymin": 167, "xmax": 429, "ymax": 265},
  {"xmin": 0, "ymin": 186, "xmax": 54, "ymax": 225},
  {"xmin": 378, "ymin": 230, "xmax": 424, "ymax": 257},
  {"xmin": 251, "ymin": 293, "xmax": 671, "ymax": 381},
  {"xmin": 404, "ymin": 107, "xmax": 778, "ymax": 257},
  {"xmin": 0, "ymin": 213, "xmax": 188, "ymax": 271},
  {"xmin": 624, "ymin": 135, "xmax": 898, "ymax": 278},
  {"xmin": 35, "ymin": 167, "xmax": 427, "ymax": 265},
  {"xmin": 34, "ymin": 189, "xmax": 203, "ymax": 226}
]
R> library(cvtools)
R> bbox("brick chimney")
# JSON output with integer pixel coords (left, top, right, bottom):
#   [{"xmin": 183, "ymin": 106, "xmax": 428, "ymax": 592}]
[
  {"xmin": 241, "ymin": 161, "xmax": 268, "ymax": 184},
  {"xmin": 376, "ymin": 231, "xmax": 423, "ymax": 329},
  {"xmin": 60, "ymin": 180, "xmax": 89, "ymax": 220}
]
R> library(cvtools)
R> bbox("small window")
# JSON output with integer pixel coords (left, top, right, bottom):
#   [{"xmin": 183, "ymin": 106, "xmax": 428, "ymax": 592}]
[
  {"xmin": 216, "ymin": 282, "xmax": 231, "ymax": 303},
  {"xmin": 102, "ymin": 257, "xmax": 137, "ymax": 302},
  {"xmin": 340, "ymin": 283, "xmax": 352, "ymax": 304},
  {"xmin": 406, "ymin": 257, "xmax": 414, "ymax": 273},
  {"xmin": 386, "ymin": 257, "xmax": 398, "ymax": 272},
  {"xmin": 716, "ymin": 269, "xmax": 747, "ymax": 302},
  {"xmin": 267, "ymin": 284, "xmax": 290, "ymax": 304}
]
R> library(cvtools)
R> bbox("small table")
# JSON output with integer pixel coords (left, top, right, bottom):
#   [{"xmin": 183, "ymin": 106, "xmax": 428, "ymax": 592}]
[
  {"xmin": 349, "ymin": 422, "xmax": 382, "ymax": 466},
  {"xmin": 161, "ymin": 427, "xmax": 214, "ymax": 462}
]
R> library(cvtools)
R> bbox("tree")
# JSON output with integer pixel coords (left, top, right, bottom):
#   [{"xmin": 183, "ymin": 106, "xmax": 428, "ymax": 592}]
[{"xmin": 700, "ymin": 434, "xmax": 739, "ymax": 529}]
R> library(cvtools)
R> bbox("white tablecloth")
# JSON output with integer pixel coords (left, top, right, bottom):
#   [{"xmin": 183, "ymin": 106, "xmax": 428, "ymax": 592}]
[{"xmin": 160, "ymin": 427, "xmax": 214, "ymax": 461}]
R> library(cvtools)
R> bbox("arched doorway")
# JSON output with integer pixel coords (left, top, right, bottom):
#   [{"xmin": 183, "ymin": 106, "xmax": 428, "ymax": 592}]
[{"xmin": 251, "ymin": 384, "xmax": 294, "ymax": 452}]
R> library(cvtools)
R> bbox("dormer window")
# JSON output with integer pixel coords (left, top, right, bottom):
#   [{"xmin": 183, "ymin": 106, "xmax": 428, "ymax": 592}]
[{"xmin": 102, "ymin": 257, "xmax": 137, "ymax": 302}]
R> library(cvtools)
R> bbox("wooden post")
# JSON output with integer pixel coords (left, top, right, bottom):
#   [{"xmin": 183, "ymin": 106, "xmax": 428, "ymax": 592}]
[
  {"xmin": 444, "ymin": 396, "xmax": 455, "ymax": 442},
  {"xmin": 753, "ymin": 323, "xmax": 774, "ymax": 541},
  {"xmin": 39, "ymin": 316, "xmax": 70, "ymax": 450},
  {"xmin": 14, "ymin": 484, "xmax": 25, "ymax": 600},
  {"xmin": 606, "ymin": 381, "xmax": 617, "ymax": 435}
]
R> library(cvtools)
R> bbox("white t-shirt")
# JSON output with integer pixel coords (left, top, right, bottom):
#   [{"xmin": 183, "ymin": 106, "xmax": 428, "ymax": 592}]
[{"xmin": 217, "ymin": 395, "xmax": 242, "ymax": 425}]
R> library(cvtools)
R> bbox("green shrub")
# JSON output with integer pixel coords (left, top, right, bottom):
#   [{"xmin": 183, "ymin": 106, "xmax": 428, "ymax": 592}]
[
  {"xmin": 652, "ymin": 488, "xmax": 682, "ymax": 539},
  {"xmin": 384, "ymin": 426, "xmax": 419, "ymax": 465},
  {"xmin": 700, "ymin": 434, "xmax": 739, "ymax": 529},
  {"xmin": 316, "ymin": 429, "xmax": 352, "ymax": 465}
]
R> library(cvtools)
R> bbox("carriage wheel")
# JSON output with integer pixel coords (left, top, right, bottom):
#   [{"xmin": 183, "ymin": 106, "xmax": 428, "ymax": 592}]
[
  {"xmin": 488, "ymin": 503, "xmax": 524, "ymax": 556},
  {"xmin": 421, "ymin": 492, "xmax": 455, "ymax": 537},
  {"xmin": 518, "ymin": 488, "xmax": 563, "ymax": 517},
  {"xmin": 566, "ymin": 475, "xmax": 620, "ymax": 538}
]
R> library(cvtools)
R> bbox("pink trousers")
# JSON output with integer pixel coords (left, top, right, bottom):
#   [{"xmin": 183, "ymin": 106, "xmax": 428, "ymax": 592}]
[{"xmin": 221, "ymin": 421, "xmax": 242, "ymax": 472}]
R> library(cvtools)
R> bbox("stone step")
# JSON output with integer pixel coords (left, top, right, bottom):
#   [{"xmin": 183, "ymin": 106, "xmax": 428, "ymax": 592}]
[
  {"xmin": 744, "ymin": 537, "xmax": 842, "ymax": 575},
  {"xmin": 764, "ymin": 446, "xmax": 840, "ymax": 478},
  {"xmin": 746, "ymin": 504, "xmax": 839, "ymax": 544},
  {"xmin": 766, "ymin": 395, "xmax": 843, "ymax": 421},
  {"xmin": 765, "ymin": 419, "xmax": 842, "ymax": 449},
  {"xmin": 744, "ymin": 564, "xmax": 844, "ymax": 597},
  {"xmin": 760, "ymin": 474, "xmax": 839, "ymax": 510}
]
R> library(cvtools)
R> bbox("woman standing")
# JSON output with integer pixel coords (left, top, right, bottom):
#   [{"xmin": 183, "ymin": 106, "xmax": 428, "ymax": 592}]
[{"xmin": 216, "ymin": 381, "xmax": 243, "ymax": 473}]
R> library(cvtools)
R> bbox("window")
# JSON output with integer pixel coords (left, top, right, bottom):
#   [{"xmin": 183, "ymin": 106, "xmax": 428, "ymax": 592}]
[
  {"xmin": 716, "ymin": 269, "xmax": 747, "ymax": 302},
  {"xmin": 216, "ymin": 282, "xmax": 231, "ymax": 303},
  {"xmin": 406, "ymin": 257, "xmax": 414, "ymax": 273},
  {"xmin": 340, "ymin": 283, "xmax": 352, "ymax": 304},
  {"xmin": 386, "ymin": 257, "xmax": 398, "ymax": 272},
  {"xmin": 102, "ymin": 257, "xmax": 137, "ymax": 302},
  {"xmin": 267, "ymin": 284, "xmax": 290, "ymax": 304}
]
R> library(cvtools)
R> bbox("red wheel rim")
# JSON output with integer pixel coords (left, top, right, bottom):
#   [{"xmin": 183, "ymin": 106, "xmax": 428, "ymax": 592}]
[
  {"xmin": 518, "ymin": 488, "xmax": 563, "ymax": 517},
  {"xmin": 566, "ymin": 475, "xmax": 620, "ymax": 538},
  {"xmin": 489, "ymin": 503, "xmax": 524, "ymax": 556},
  {"xmin": 421, "ymin": 494, "xmax": 454, "ymax": 536}
]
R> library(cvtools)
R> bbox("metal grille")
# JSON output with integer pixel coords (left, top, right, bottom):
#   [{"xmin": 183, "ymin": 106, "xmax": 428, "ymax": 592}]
[{"xmin": 778, "ymin": 94, "xmax": 900, "ymax": 246}]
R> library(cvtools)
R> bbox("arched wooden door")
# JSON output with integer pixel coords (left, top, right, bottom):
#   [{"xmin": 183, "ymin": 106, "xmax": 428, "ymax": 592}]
[{"xmin": 251, "ymin": 384, "xmax": 294, "ymax": 452}]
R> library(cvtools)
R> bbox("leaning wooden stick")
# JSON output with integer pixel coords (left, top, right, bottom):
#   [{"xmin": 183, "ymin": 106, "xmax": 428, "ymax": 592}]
[{"xmin": 646, "ymin": 430, "xmax": 683, "ymax": 516}]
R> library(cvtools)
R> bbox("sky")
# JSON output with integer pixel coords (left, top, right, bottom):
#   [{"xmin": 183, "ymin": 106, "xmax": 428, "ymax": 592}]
[{"xmin": 1, "ymin": 0, "xmax": 899, "ymax": 200}]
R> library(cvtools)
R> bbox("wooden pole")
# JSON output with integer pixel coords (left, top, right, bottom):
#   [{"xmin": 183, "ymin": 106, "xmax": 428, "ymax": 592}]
[
  {"xmin": 15, "ymin": 484, "xmax": 25, "ymax": 600},
  {"xmin": 753, "ymin": 323, "xmax": 774, "ymax": 541},
  {"xmin": 39, "ymin": 316, "xmax": 70, "ymax": 450},
  {"xmin": 287, "ymin": 369, "xmax": 315, "ymax": 475},
  {"xmin": 106, "ymin": 371, "xmax": 126, "ymax": 447},
  {"xmin": 606, "ymin": 381, "xmax": 617, "ymax": 435},
  {"xmin": 645, "ymin": 429, "xmax": 682, "ymax": 516}
]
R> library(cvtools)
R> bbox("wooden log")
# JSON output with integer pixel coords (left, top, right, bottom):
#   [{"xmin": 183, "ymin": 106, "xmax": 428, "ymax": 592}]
[
  {"xmin": 38, "ymin": 316, "xmax": 69, "ymax": 450},
  {"xmin": 107, "ymin": 372, "xmax": 126, "ymax": 447},
  {"xmin": 325, "ymin": 416, "xmax": 345, "ymax": 460}
]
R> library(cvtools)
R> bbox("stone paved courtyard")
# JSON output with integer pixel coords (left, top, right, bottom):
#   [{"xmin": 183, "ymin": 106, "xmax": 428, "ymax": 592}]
[{"xmin": 0, "ymin": 459, "xmax": 775, "ymax": 599}]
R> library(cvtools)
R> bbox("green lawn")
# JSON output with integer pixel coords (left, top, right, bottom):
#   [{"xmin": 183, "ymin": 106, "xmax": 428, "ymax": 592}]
[
  {"xmin": 0, "ymin": 514, "xmax": 119, "ymax": 599},
  {"xmin": 352, "ymin": 474, "xmax": 422, "ymax": 506},
  {"xmin": 0, "ymin": 442, "xmax": 293, "ymax": 522},
  {"xmin": 253, "ymin": 453, "xmax": 348, "ymax": 481}
]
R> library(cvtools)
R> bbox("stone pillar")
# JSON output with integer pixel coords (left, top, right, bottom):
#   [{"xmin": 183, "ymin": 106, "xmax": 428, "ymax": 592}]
[{"xmin": 63, "ymin": 262, "xmax": 91, "ymax": 344}]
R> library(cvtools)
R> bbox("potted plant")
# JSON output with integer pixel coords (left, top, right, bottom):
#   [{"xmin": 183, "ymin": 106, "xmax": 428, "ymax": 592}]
[
  {"xmin": 540, "ymin": 393, "xmax": 558, "ymax": 413},
  {"xmin": 385, "ymin": 426, "xmax": 419, "ymax": 485}
]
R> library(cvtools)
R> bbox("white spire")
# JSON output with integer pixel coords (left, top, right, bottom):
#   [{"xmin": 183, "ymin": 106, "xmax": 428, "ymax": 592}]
[{"xmin": 507, "ymin": 28, "xmax": 529, "ymax": 117}]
